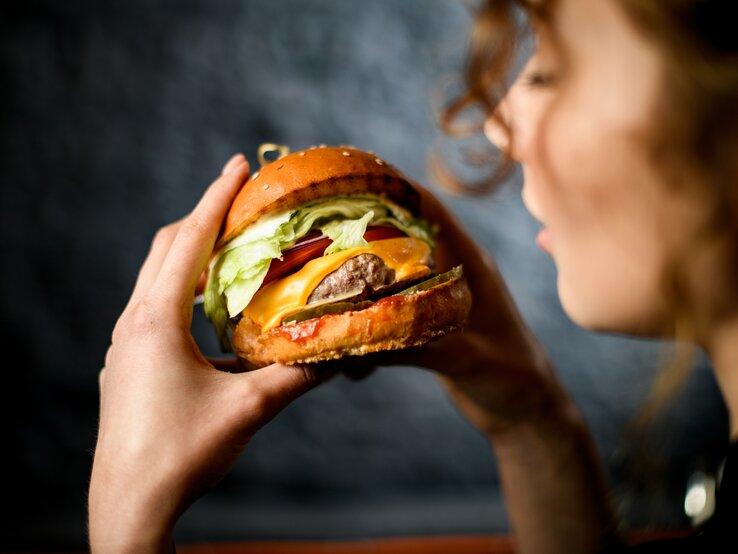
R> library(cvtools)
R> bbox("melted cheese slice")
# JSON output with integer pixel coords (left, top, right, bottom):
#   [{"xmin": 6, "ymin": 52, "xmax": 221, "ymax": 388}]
[{"xmin": 244, "ymin": 237, "xmax": 432, "ymax": 331}]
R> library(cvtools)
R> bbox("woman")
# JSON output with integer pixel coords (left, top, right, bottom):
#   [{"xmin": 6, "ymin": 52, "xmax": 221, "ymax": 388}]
[{"xmin": 88, "ymin": 0, "xmax": 737, "ymax": 552}]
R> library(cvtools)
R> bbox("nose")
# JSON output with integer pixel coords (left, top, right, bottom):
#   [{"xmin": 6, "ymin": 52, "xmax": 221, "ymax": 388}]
[
  {"xmin": 484, "ymin": 114, "xmax": 511, "ymax": 154},
  {"xmin": 484, "ymin": 91, "xmax": 522, "ymax": 163},
  {"xmin": 483, "ymin": 77, "xmax": 535, "ymax": 165}
]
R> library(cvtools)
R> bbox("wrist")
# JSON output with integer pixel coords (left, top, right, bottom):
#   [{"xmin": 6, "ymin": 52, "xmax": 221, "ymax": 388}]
[
  {"xmin": 489, "ymin": 387, "xmax": 586, "ymax": 452},
  {"xmin": 89, "ymin": 533, "xmax": 174, "ymax": 554},
  {"xmin": 487, "ymin": 391, "xmax": 620, "ymax": 552},
  {"xmin": 88, "ymin": 462, "xmax": 178, "ymax": 554},
  {"xmin": 442, "ymin": 331, "xmax": 575, "ymax": 437}
]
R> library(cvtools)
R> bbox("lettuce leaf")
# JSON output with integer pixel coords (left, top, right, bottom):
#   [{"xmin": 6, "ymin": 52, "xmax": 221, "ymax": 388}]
[
  {"xmin": 320, "ymin": 211, "xmax": 374, "ymax": 255},
  {"xmin": 203, "ymin": 194, "xmax": 435, "ymax": 350}
]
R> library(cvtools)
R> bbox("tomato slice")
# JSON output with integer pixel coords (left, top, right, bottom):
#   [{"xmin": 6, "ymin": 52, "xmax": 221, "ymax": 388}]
[
  {"xmin": 262, "ymin": 226, "xmax": 405, "ymax": 285},
  {"xmin": 362, "ymin": 225, "xmax": 405, "ymax": 243}
]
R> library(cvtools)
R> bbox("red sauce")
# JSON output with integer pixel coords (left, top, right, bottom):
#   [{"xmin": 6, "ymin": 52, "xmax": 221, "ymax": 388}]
[
  {"xmin": 370, "ymin": 296, "xmax": 402, "ymax": 321},
  {"xmin": 274, "ymin": 317, "xmax": 323, "ymax": 342}
]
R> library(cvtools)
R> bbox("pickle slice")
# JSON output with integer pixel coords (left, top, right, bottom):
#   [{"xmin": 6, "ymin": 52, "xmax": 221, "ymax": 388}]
[
  {"xmin": 279, "ymin": 266, "xmax": 463, "ymax": 326},
  {"xmin": 396, "ymin": 265, "xmax": 464, "ymax": 296},
  {"xmin": 281, "ymin": 300, "xmax": 373, "ymax": 325}
]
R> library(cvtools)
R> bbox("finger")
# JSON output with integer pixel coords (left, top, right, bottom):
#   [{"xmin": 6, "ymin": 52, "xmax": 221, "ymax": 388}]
[
  {"xmin": 207, "ymin": 356, "xmax": 246, "ymax": 372},
  {"xmin": 150, "ymin": 160, "xmax": 250, "ymax": 312},
  {"xmin": 222, "ymin": 153, "xmax": 246, "ymax": 176},
  {"xmin": 127, "ymin": 219, "xmax": 184, "ymax": 307}
]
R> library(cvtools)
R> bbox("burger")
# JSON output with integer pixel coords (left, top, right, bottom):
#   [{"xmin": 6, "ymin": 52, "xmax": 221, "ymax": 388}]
[{"xmin": 203, "ymin": 144, "xmax": 471, "ymax": 368}]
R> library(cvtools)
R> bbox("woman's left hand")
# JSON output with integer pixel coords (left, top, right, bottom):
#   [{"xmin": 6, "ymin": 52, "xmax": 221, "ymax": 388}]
[{"xmin": 88, "ymin": 155, "xmax": 328, "ymax": 554}]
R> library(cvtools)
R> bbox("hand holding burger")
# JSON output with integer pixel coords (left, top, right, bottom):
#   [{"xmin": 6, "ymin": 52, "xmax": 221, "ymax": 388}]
[
  {"xmin": 89, "ymin": 147, "xmax": 558, "ymax": 554},
  {"xmin": 202, "ymin": 145, "xmax": 560, "ymax": 439},
  {"xmin": 202, "ymin": 145, "xmax": 557, "ymax": 439},
  {"xmin": 89, "ymin": 155, "xmax": 331, "ymax": 553}
]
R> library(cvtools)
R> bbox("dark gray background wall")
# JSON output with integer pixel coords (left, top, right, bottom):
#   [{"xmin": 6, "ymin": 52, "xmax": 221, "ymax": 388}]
[{"xmin": 1, "ymin": 0, "xmax": 730, "ymax": 550}]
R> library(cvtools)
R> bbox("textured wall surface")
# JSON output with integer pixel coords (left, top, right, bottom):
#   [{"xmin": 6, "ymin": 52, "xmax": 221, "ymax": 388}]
[{"xmin": 1, "ymin": 0, "xmax": 729, "ymax": 550}]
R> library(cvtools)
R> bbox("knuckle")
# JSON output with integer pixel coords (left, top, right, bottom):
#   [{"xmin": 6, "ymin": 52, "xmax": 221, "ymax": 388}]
[
  {"xmin": 121, "ymin": 297, "xmax": 160, "ymax": 339},
  {"xmin": 110, "ymin": 312, "xmax": 132, "ymax": 345},
  {"xmin": 179, "ymin": 216, "xmax": 210, "ymax": 240},
  {"xmin": 152, "ymin": 223, "xmax": 177, "ymax": 247}
]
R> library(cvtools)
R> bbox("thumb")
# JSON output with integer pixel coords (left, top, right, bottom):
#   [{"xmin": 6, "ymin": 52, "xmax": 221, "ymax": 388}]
[{"xmin": 230, "ymin": 362, "xmax": 335, "ymax": 430}]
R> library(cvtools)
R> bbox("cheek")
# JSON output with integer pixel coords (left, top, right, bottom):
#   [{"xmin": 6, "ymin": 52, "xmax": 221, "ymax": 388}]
[{"xmin": 536, "ymin": 100, "xmax": 673, "ymax": 333}]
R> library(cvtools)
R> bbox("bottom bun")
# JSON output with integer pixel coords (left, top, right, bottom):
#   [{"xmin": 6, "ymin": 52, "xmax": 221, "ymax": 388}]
[{"xmin": 232, "ymin": 276, "xmax": 472, "ymax": 368}]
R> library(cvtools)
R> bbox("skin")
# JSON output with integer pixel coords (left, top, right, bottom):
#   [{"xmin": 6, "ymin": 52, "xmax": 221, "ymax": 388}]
[
  {"xmin": 489, "ymin": 0, "xmax": 738, "ymax": 433},
  {"xmin": 88, "ymin": 0, "xmax": 738, "ymax": 552},
  {"xmin": 491, "ymin": 0, "xmax": 713, "ymax": 336},
  {"xmin": 89, "ymin": 156, "xmax": 336, "ymax": 553},
  {"xmin": 480, "ymin": 0, "xmax": 738, "ymax": 551}
]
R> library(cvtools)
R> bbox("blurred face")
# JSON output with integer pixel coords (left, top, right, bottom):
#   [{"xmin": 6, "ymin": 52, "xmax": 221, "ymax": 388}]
[{"xmin": 486, "ymin": 0, "xmax": 708, "ymax": 335}]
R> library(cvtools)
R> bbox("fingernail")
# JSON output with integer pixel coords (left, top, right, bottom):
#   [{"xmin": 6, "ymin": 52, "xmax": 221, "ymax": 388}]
[{"xmin": 222, "ymin": 153, "xmax": 246, "ymax": 175}]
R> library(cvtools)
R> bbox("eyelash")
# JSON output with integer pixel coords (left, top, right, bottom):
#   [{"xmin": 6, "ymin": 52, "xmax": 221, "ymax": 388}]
[{"xmin": 524, "ymin": 70, "xmax": 558, "ymax": 88}]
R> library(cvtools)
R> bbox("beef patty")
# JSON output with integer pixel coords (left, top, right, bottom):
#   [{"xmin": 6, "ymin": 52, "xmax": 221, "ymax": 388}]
[{"xmin": 307, "ymin": 254, "xmax": 396, "ymax": 304}]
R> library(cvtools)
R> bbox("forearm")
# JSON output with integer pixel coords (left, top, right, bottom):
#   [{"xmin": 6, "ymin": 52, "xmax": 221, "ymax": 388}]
[
  {"xmin": 88, "ymin": 502, "xmax": 175, "ymax": 554},
  {"xmin": 88, "ymin": 463, "xmax": 177, "ymax": 554},
  {"xmin": 491, "ymin": 403, "xmax": 621, "ymax": 554},
  {"xmin": 89, "ymin": 529, "xmax": 174, "ymax": 554},
  {"xmin": 88, "ymin": 512, "xmax": 175, "ymax": 554}
]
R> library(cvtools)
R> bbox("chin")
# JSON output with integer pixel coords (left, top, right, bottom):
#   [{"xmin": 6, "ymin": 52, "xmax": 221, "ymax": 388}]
[{"xmin": 557, "ymin": 278, "xmax": 665, "ymax": 337}]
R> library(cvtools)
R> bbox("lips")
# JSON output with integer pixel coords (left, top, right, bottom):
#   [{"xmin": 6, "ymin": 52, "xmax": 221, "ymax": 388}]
[
  {"xmin": 521, "ymin": 185, "xmax": 552, "ymax": 253},
  {"xmin": 536, "ymin": 227, "xmax": 553, "ymax": 253}
]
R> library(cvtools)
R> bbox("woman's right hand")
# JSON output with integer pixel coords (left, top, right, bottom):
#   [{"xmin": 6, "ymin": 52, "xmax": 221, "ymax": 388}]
[
  {"xmin": 374, "ymin": 185, "xmax": 573, "ymax": 437},
  {"xmin": 411, "ymin": 187, "xmax": 620, "ymax": 553}
]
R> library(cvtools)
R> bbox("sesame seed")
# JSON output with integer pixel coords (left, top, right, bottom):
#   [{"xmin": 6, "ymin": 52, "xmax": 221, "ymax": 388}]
[
  {"xmin": 298, "ymin": 152, "xmax": 305, "ymax": 156},
  {"xmin": 342, "ymin": 151, "xmax": 351, "ymax": 156},
  {"xmin": 277, "ymin": 164, "xmax": 284, "ymax": 170},
  {"xmin": 375, "ymin": 158, "xmax": 384, "ymax": 165},
  {"xmin": 252, "ymin": 171, "xmax": 260, "ymax": 179},
  {"xmin": 263, "ymin": 184, "xmax": 269, "ymax": 190}
]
